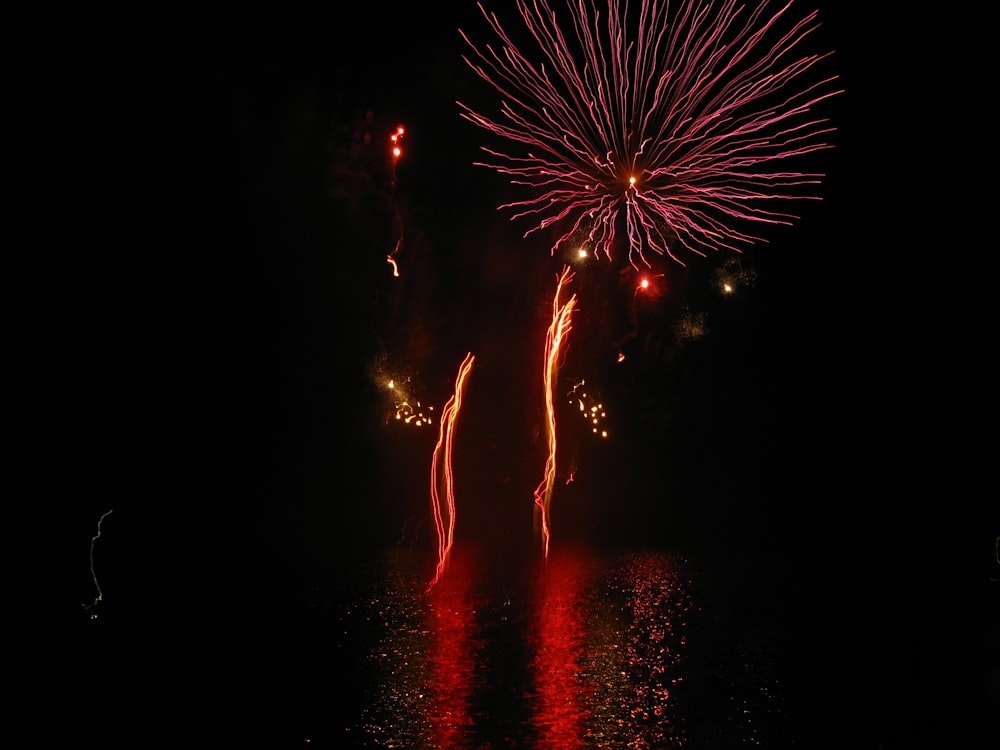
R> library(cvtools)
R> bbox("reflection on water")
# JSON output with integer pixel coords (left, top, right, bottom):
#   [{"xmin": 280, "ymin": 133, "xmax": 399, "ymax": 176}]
[
  {"xmin": 529, "ymin": 547, "xmax": 595, "ymax": 749},
  {"xmin": 427, "ymin": 547, "xmax": 483, "ymax": 746},
  {"xmin": 329, "ymin": 543, "xmax": 783, "ymax": 749},
  {"xmin": 527, "ymin": 547, "xmax": 693, "ymax": 749}
]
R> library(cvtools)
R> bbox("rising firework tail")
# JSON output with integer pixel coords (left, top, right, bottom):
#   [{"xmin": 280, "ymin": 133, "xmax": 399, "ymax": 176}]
[
  {"xmin": 534, "ymin": 267, "xmax": 577, "ymax": 558},
  {"xmin": 428, "ymin": 353, "xmax": 477, "ymax": 590}
]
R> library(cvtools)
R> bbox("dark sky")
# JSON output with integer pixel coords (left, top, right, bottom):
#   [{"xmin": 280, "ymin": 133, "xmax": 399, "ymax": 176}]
[
  {"xmin": 52, "ymin": 0, "xmax": 980, "ymax": 584},
  {"xmin": 57, "ymin": 0, "xmax": 885, "ymax": 549},
  {"xmin": 50, "ymin": 2, "xmax": 993, "ymax": 743}
]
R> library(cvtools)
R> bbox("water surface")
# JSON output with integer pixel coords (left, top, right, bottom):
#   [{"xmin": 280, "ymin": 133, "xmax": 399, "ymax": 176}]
[{"xmin": 303, "ymin": 542, "xmax": 797, "ymax": 749}]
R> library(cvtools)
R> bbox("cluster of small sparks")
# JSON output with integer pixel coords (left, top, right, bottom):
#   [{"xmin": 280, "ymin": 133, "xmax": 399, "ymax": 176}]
[
  {"xmin": 568, "ymin": 380, "xmax": 609, "ymax": 439},
  {"xmin": 534, "ymin": 267, "xmax": 577, "ymax": 558},
  {"xmin": 673, "ymin": 307, "xmax": 708, "ymax": 342},
  {"xmin": 427, "ymin": 353, "xmax": 476, "ymax": 591},
  {"xmin": 387, "ymin": 377, "xmax": 435, "ymax": 428},
  {"xmin": 458, "ymin": 0, "xmax": 841, "ymax": 268},
  {"xmin": 394, "ymin": 399, "xmax": 434, "ymax": 427},
  {"xmin": 371, "ymin": 358, "xmax": 435, "ymax": 429},
  {"xmin": 713, "ymin": 255, "xmax": 759, "ymax": 296}
]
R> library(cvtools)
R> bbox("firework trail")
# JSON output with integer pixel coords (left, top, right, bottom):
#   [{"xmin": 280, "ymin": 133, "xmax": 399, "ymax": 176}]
[
  {"xmin": 459, "ymin": 0, "xmax": 841, "ymax": 269},
  {"xmin": 82, "ymin": 509, "xmax": 113, "ymax": 620},
  {"xmin": 428, "ymin": 352, "xmax": 476, "ymax": 591},
  {"xmin": 534, "ymin": 267, "xmax": 577, "ymax": 557},
  {"xmin": 387, "ymin": 124, "xmax": 405, "ymax": 277}
]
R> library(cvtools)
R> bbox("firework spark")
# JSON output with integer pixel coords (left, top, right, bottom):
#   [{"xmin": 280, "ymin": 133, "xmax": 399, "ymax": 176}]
[
  {"xmin": 713, "ymin": 254, "xmax": 758, "ymax": 295},
  {"xmin": 569, "ymin": 380, "xmax": 609, "ymax": 439},
  {"xmin": 428, "ymin": 352, "xmax": 476, "ymax": 590},
  {"xmin": 372, "ymin": 361, "xmax": 437, "ymax": 429},
  {"xmin": 388, "ymin": 124, "xmax": 406, "ymax": 276},
  {"xmin": 459, "ymin": 0, "xmax": 841, "ymax": 268},
  {"xmin": 535, "ymin": 267, "xmax": 577, "ymax": 558}
]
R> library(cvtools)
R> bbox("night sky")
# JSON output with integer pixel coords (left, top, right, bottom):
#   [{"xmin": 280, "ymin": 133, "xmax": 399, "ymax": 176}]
[{"xmin": 50, "ymin": 1, "xmax": 995, "ymax": 746}]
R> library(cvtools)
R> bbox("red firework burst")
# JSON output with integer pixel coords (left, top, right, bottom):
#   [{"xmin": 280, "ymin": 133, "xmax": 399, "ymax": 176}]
[{"xmin": 458, "ymin": 0, "xmax": 842, "ymax": 269}]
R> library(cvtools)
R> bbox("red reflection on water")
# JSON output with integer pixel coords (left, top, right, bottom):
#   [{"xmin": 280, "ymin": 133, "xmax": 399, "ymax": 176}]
[
  {"xmin": 620, "ymin": 551, "xmax": 688, "ymax": 748},
  {"xmin": 531, "ymin": 547, "xmax": 595, "ymax": 749},
  {"xmin": 427, "ymin": 547, "xmax": 479, "ymax": 749}
]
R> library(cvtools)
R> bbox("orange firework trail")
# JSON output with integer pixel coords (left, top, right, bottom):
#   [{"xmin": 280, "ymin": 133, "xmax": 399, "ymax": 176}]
[
  {"xmin": 428, "ymin": 352, "xmax": 476, "ymax": 591},
  {"xmin": 534, "ymin": 267, "xmax": 577, "ymax": 558}
]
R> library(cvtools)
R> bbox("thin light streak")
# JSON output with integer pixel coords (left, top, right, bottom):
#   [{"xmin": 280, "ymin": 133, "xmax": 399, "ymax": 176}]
[
  {"xmin": 534, "ymin": 267, "xmax": 577, "ymax": 558},
  {"xmin": 428, "ymin": 352, "xmax": 476, "ymax": 590},
  {"xmin": 82, "ymin": 509, "xmax": 113, "ymax": 620}
]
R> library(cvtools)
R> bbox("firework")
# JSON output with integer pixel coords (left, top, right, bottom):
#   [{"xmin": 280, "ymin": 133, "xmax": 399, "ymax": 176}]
[
  {"xmin": 428, "ymin": 352, "xmax": 476, "ymax": 590},
  {"xmin": 534, "ymin": 267, "xmax": 577, "ymax": 557},
  {"xmin": 388, "ymin": 124, "xmax": 406, "ymax": 276},
  {"xmin": 568, "ymin": 380, "xmax": 609, "ymax": 439},
  {"xmin": 459, "ymin": 0, "xmax": 841, "ymax": 268},
  {"xmin": 371, "ymin": 356, "xmax": 437, "ymax": 429},
  {"xmin": 82, "ymin": 509, "xmax": 113, "ymax": 620}
]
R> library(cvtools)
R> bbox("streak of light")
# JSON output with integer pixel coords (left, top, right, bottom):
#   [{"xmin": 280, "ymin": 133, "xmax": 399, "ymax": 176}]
[
  {"xmin": 82, "ymin": 509, "xmax": 113, "ymax": 620},
  {"xmin": 534, "ymin": 267, "xmax": 577, "ymax": 558},
  {"xmin": 427, "ymin": 353, "xmax": 476, "ymax": 591}
]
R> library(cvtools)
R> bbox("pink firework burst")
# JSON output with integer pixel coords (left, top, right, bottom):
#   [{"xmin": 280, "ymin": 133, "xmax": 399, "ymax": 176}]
[{"xmin": 459, "ymin": 0, "xmax": 842, "ymax": 268}]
